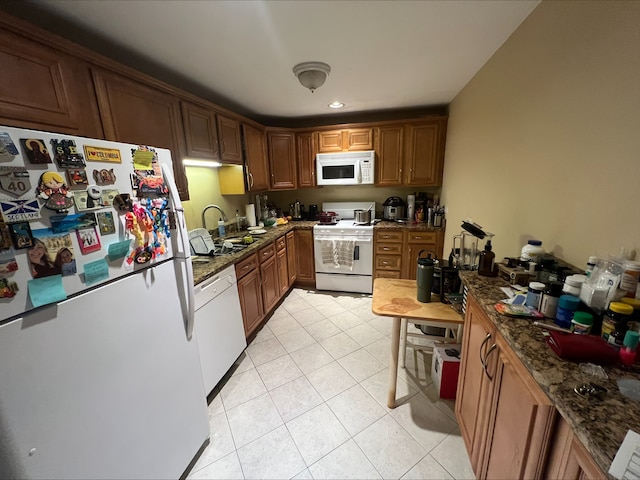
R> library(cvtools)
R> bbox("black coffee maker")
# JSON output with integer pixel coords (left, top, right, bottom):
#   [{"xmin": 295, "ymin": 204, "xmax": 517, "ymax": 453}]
[{"xmin": 308, "ymin": 204, "xmax": 318, "ymax": 221}]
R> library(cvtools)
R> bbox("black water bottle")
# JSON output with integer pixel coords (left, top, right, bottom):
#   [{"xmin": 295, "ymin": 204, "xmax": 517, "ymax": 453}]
[{"xmin": 417, "ymin": 250, "xmax": 435, "ymax": 303}]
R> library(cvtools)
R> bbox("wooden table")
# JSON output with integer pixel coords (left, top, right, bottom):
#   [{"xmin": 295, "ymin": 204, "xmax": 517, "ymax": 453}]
[{"xmin": 372, "ymin": 278, "xmax": 465, "ymax": 408}]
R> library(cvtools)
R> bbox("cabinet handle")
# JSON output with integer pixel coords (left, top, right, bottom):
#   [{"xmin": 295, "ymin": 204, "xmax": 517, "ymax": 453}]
[
  {"xmin": 483, "ymin": 344, "xmax": 498, "ymax": 381},
  {"xmin": 383, "ymin": 247, "xmax": 390, "ymax": 251},
  {"xmin": 479, "ymin": 332, "xmax": 491, "ymax": 367},
  {"xmin": 248, "ymin": 172, "xmax": 254, "ymax": 188}
]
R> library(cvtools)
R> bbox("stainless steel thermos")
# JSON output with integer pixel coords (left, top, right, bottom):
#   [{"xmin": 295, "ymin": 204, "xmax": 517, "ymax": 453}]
[{"xmin": 417, "ymin": 250, "xmax": 435, "ymax": 303}]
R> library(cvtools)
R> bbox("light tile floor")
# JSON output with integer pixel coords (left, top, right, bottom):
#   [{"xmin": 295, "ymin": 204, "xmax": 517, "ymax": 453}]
[{"xmin": 188, "ymin": 288, "xmax": 475, "ymax": 480}]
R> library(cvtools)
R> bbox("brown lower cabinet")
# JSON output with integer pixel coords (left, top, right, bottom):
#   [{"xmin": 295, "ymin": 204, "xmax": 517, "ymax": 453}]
[
  {"xmin": 373, "ymin": 229, "xmax": 443, "ymax": 279},
  {"xmin": 294, "ymin": 229, "xmax": 315, "ymax": 287},
  {"xmin": 235, "ymin": 253, "xmax": 264, "ymax": 337},
  {"xmin": 286, "ymin": 231, "xmax": 297, "ymax": 286},
  {"xmin": 457, "ymin": 294, "xmax": 605, "ymax": 479},
  {"xmin": 258, "ymin": 243, "xmax": 279, "ymax": 314},
  {"xmin": 276, "ymin": 236, "xmax": 289, "ymax": 296}
]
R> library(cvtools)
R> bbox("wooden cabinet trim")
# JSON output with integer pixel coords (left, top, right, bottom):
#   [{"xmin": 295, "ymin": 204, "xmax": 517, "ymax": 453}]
[{"xmin": 235, "ymin": 252, "xmax": 259, "ymax": 280}]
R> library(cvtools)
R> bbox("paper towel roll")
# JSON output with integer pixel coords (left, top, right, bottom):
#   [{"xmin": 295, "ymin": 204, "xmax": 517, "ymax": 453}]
[{"xmin": 245, "ymin": 204, "xmax": 257, "ymax": 227}]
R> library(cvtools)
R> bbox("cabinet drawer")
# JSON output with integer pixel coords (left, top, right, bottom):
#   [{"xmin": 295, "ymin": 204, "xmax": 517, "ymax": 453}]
[
  {"xmin": 375, "ymin": 269, "xmax": 402, "ymax": 279},
  {"xmin": 406, "ymin": 231, "xmax": 437, "ymax": 244},
  {"xmin": 275, "ymin": 235, "xmax": 286, "ymax": 251},
  {"xmin": 375, "ymin": 230, "xmax": 403, "ymax": 243},
  {"xmin": 375, "ymin": 255, "xmax": 402, "ymax": 270},
  {"xmin": 258, "ymin": 243, "xmax": 276, "ymax": 263},
  {"xmin": 376, "ymin": 243, "xmax": 403, "ymax": 255},
  {"xmin": 235, "ymin": 252, "xmax": 259, "ymax": 280}
]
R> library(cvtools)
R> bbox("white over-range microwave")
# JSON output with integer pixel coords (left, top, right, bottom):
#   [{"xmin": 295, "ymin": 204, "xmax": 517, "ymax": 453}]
[{"xmin": 316, "ymin": 150, "xmax": 375, "ymax": 186}]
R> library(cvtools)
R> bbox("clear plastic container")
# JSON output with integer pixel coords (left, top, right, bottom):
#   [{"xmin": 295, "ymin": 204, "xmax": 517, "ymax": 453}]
[{"xmin": 520, "ymin": 240, "xmax": 545, "ymax": 263}]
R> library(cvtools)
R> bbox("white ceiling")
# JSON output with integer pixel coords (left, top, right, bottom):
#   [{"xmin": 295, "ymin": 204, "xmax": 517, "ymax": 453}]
[{"xmin": 30, "ymin": 0, "xmax": 539, "ymax": 120}]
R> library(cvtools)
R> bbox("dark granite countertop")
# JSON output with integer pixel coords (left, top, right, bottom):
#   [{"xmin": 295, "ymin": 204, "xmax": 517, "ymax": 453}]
[
  {"xmin": 459, "ymin": 270, "xmax": 640, "ymax": 476},
  {"xmin": 374, "ymin": 220, "xmax": 444, "ymax": 232},
  {"xmin": 191, "ymin": 221, "xmax": 315, "ymax": 285}
]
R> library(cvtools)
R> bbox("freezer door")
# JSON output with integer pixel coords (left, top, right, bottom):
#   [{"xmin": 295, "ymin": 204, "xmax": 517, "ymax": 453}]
[{"xmin": 0, "ymin": 261, "xmax": 208, "ymax": 479}]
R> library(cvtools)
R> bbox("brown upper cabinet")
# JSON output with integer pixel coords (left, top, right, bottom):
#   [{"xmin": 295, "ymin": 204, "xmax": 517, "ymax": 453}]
[
  {"xmin": 375, "ymin": 117, "xmax": 447, "ymax": 187},
  {"xmin": 296, "ymin": 131, "xmax": 316, "ymax": 188},
  {"xmin": 0, "ymin": 28, "xmax": 103, "ymax": 138},
  {"xmin": 267, "ymin": 130, "xmax": 297, "ymax": 190},
  {"xmin": 181, "ymin": 101, "xmax": 219, "ymax": 160},
  {"xmin": 217, "ymin": 114, "xmax": 243, "ymax": 164},
  {"xmin": 242, "ymin": 123, "xmax": 269, "ymax": 192},
  {"xmin": 317, "ymin": 128, "xmax": 374, "ymax": 153},
  {"xmin": 91, "ymin": 67, "xmax": 189, "ymax": 199}
]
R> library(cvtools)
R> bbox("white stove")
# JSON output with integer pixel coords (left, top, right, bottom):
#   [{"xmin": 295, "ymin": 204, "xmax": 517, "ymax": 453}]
[{"xmin": 313, "ymin": 202, "xmax": 375, "ymax": 294}]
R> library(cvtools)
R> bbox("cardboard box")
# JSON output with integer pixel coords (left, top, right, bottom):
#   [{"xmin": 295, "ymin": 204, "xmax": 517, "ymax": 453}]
[{"xmin": 431, "ymin": 344, "xmax": 462, "ymax": 399}]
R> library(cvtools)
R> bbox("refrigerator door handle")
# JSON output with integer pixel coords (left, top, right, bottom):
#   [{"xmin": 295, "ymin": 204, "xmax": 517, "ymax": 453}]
[{"xmin": 161, "ymin": 163, "xmax": 196, "ymax": 339}]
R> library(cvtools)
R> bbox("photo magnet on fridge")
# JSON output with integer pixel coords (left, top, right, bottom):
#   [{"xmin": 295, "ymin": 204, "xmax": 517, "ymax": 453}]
[
  {"xmin": 0, "ymin": 132, "xmax": 19, "ymax": 162},
  {"xmin": 20, "ymin": 138, "xmax": 52, "ymax": 164},
  {"xmin": 92, "ymin": 168, "xmax": 116, "ymax": 186},
  {"xmin": 0, "ymin": 247, "xmax": 18, "ymax": 274},
  {"xmin": 29, "ymin": 228, "xmax": 74, "ymax": 279},
  {"xmin": 76, "ymin": 226, "xmax": 101, "ymax": 254},
  {"xmin": 50, "ymin": 212, "xmax": 97, "ymax": 234},
  {"xmin": 0, "ymin": 221, "xmax": 12, "ymax": 249},
  {"xmin": 0, "ymin": 277, "xmax": 19, "ymax": 298},
  {"xmin": 9, "ymin": 221, "xmax": 34, "ymax": 249},
  {"xmin": 66, "ymin": 168, "xmax": 89, "ymax": 188},
  {"xmin": 0, "ymin": 167, "xmax": 31, "ymax": 198},
  {"xmin": 97, "ymin": 211, "xmax": 116, "ymax": 235},
  {"xmin": 51, "ymin": 139, "xmax": 86, "ymax": 168}
]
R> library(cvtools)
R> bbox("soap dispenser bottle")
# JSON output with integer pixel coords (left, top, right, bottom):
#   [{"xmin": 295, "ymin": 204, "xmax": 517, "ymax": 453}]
[
  {"xmin": 478, "ymin": 240, "xmax": 495, "ymax": 277},
  {"xmin": 217, "ymin": 218, "xmax": 226, "ymax": 238}
]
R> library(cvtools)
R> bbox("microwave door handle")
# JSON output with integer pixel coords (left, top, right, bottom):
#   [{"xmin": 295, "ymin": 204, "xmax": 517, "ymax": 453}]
[{"xmin": 355, "ymin": 160, "xmax": 362, "ymax": 183}]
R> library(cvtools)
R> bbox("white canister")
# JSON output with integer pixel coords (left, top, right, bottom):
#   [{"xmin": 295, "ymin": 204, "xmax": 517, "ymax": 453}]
[
  {"xmin": 407, "ymin": 195, "xmax": 415, "ymax": 222},
  {"xmin": 520, "ymin": 240, "xmax": 545, "ymax": 263}
]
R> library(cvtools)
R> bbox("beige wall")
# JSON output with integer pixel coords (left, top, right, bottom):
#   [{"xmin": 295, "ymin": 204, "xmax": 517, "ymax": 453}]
[
  {"xmin": 181, "ymin": 166, "xmax": 250, "ymax": 233},
  {"xmin": 441, "ymin": 0, "xmax": 640, "ymax": 268}
]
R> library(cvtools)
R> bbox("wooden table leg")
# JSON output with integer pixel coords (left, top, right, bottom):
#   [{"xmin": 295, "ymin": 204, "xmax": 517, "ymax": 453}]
[{"xmin": 387, "ymin": 316, "xmax": 401, "ymax": 408}]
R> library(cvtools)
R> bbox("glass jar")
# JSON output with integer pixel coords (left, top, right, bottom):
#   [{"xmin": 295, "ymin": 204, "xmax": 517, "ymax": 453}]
[{"xmin": 602, "ymin": 301, "xmax": 633, "ymax": 346}]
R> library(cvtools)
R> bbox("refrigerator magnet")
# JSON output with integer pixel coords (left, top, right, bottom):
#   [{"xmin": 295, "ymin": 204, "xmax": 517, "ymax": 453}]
[
  {"xmin": 66, "ymin": 169, "xmax": 89, "ymax": 188},
  {"xmin": 0, "ymin": 132, "xmax": 19, "ymax": 162},
  {"xmin": 51, "ymin": 139, "xmax": 86, "ymax": 169},
  {"xmin": 96, "ymin": 211, "xmax": 116, "ymax": 235},
  {"xmin": 0, "ymin": 167, "xmax": 32, "ymax": 198},
  {"xmin": 0, "ymin": 198, "xmax": 42, "ymax": 222},
  {"xmin": 92, "ymin": 168, "xmax": 116, "ymax": 186},
  {"xmin": 0, "ymin": 248, "xmax": 18, "ymax": 273},
  {"xmin": 0, "ymin": 221, "xmax": 12, "ymax": 249},
  {"xmin": 9, "ymin": 221, "xmax": 34, "ymax": 249},
  {"xmin": 76, "ymin": 226, "xmax": 101, "ymax": 254},
  {"xmin": 37, "ymin": 172, "xmax": 74, "ymax": 213},
  {"xmin": 0, "ymin": 277, "xmax": 19, "ymax": 298},
  {"xmin": 20, "ymin": 138, "xmax": 52, "ymax": 164}
]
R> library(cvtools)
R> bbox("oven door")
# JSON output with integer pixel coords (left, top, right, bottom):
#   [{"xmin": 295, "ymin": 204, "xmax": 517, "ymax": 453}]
[{"xmin": 313, "ymin": 235, "xmax": 373, "ymax": 275}]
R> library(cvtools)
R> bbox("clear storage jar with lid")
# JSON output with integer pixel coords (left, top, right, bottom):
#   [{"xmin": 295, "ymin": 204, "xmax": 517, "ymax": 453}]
[
  {"xmin": 555, "ymin": 295, "xmax": 580, "ymax": 329},
  {"xmin": 601, "ymin": 301, "xmax": 633, "ymax": 346},
  {"xmin": 520, "ymin": 240, "xmax": 545, "ymax": 263}
]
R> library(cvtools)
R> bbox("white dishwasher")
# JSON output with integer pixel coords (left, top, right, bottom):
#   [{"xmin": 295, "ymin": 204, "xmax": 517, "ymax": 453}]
[{"xmin": 193, "ymin": 264, "xmax": 247, "ymax": 396}]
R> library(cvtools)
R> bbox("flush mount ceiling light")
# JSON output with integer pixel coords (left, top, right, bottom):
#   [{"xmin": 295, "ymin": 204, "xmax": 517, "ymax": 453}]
[
  {"xmin": 328, "ymin": 101, "xmax": 344, "ymax": 109},
  {"xmin": 293, "ymin": 61, "xmax": 331, "ymax": 93}
]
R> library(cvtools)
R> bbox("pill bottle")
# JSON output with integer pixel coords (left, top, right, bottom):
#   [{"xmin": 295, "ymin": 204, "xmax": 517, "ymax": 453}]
[
  {"xmin": 620, "ymin": 331, "xmax": 639, "ymax": 366},
  {"xmin": 555, "ymin": 295, "xmax": 580, "ymax": 329},
  {"xmin": 520, "ymin": 240, "xmax": 545, "ymax": 263},
  {"xmin": 620, "ymin": 297, "xmax": 640, "ymax": 331},
  {"xmin": 585, "ymin": 256, "xmax": 598, "ymax": 277},
  {"xmin": 602, "ymin": 301, "xmax": 633, "ymax": 345},
  {"xmin": 562, "ymin": 274, "xmax": 586, "ymax": 297},
  {"xmin": 571, "ymin": 311, "xmax": 593, "ymax": 334},
  {"xmin": 526, "ymin": 282, "xmax": 545, "ymax": 310},
  {"xmin": 540, "ymin": 282, "xmax": 563, "ymax": 318},
  {"xmin": 620, "ymin": 260, "xmax": 640, "ymax": 298}
]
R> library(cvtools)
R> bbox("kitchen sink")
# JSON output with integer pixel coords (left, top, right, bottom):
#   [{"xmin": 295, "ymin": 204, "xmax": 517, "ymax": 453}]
[{"xmin": 189, "ymin": 228, "xmax": 261, "ymax": 257}]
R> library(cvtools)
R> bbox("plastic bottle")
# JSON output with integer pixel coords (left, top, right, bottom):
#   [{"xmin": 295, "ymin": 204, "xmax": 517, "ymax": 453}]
[
  {"xmin": 520, "ymin": 240, "xmax": 545, "ymax": 263},
  {"xmin": 526, "ymin": 282, "xmax": 545, "ymax": 310},
  {"xmin": 217, "ymin": 218, "xmax": 226, "ymax": 238},
  {"xmin": 235, "ymin": 209, "xmax": 241, "ymax": 232},
  {"xmin": 571, "ymin": 311, "xmax": 593, "ymax": 334},
  {"xmin": 621, "ymin": 260, "xmax": 640, "ymax": 298},
  {"xmin": 620, "ymin": 331, "xmax": 639, "ymax": 366},
  {"xmin": 477, "ymin": 240, "xmax": 495, "ymax": 277},
  {"xmin": 585, "ymin": 256, "xmax": 598, "ymax": 277},
  {"xmin": 540, "ymin": 282, "xmax": 563, "ymax": 319},
  {"xmin": 562, "ymin": 274, "xmax": 587, "ymax": 297},
  {"xmin": 555, "ymin": 295, "xmax": 580, "ymax": 329}
]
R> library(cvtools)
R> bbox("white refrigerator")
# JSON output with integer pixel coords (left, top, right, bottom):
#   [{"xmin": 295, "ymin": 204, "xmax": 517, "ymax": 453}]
[{"xmin": 0, "ymin": 126, "xmax": 209, "ymax": 478}]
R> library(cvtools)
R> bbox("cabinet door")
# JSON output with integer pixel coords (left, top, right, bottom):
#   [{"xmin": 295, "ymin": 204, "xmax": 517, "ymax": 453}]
[
  {"xmin": 346, "ymin": 128, "xmax": 374, "ymax": 151},
  {"xmin": 237, "ymin": 269, "xmax": 264, "ymax": 337},
  {"xmin": 243, "ymin": 124, "xmax": 269, "ymax": 192},
  {"xmin": 276, "ymin": 246, "xmax": 289, "ymax": 298},
  {"xmin": 0, "ymin": 29, "xmax": 102, "ymax": 137},
  {"xmin": 217, "ymin": 114, "xmax": 243, "ymax": 164},
  {"xmin": 286, "ymin": 231, "xmax": 297, "ymax": 286},
  {"xmin": 455, "ymin": 295, "xmax": 497, "ymax": 474},
  {"xmin": 295, "ymin": 229, "xmax": 315, "ymax": 287},
  {"xmin": 481, "ymin": 334, "xmax": 555, "ymax": 479},
  {"xmin": 181, "ymin": 101, "xmax": 220, "ymax": 160},
  {"xmin": 317, "ymin": 130, "xmax": 343, "ymax": 153},
  {"xmin": 296, "ymin": 131, "xmax": 316, "ymax": 188},
  {"xmin": 267, "ymin": 131, "xmax": 297, "ymax": 190},
  {"xmin": 404, "ymin": 120, "xmax": 446, "ymax": 186},
  {"xmin": 91, "ymin": 68, "xmax": 189, "ymax": 199},
  {"xmin": 402, "ymin": 231, "xmax": 439, "ymax": 280},
  {"xmin": 260, "ymin": 255, "xmax": 279, "ymax": 313},
  {"xmin": 375, "ymin": 126, "xmax": 404, "ymax": 186}
]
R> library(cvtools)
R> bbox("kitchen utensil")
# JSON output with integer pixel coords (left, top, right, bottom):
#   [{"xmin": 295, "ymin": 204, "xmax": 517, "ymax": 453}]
[
  {"xmin": 382, "ymin": 196, "xmax": 406, "ymax": 221},
  {"xmin": 318, "ymin": 211, "xmax": 339, "ymax": 225},
  {"xmin": 292, "ymin": 200, "xmax": 303, "ymax": 220},
  {"xmin": 354, "ymin": 209, "xmax": 371, "ymax": 225}
]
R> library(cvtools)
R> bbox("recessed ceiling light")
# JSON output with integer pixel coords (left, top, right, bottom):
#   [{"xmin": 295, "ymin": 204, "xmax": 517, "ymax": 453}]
[{"xmin": 328, "ymin": 102, "xmax": 344, "ymax": 109}]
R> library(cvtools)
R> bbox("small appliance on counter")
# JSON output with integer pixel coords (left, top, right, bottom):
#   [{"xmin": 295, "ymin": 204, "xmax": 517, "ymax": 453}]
[
  {"xmin": 451, "ymin": 220, "xmax": 494, "ymax": 270},
  {"xmin": 382, "ymin": 196, "xmax": 406, "ymax": 221},
  {"xmin": 308, "ymin": 204, "xmax": 319, "ymax": 221},
  {"xmin": 290, "ymin": 200, "xmax": 304, "ymax": 220}
]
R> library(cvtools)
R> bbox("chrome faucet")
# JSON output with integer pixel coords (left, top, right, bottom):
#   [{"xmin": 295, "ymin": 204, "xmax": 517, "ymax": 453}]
[{"xmin": 201, "ymin": 204, "xmax": 228, "ymax": 232}]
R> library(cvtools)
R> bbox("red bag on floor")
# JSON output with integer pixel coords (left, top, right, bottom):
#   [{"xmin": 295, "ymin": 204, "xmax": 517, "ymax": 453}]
[{"xmin": 545, "ymin": 331, "xmax": 619, "ymax": 365}]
